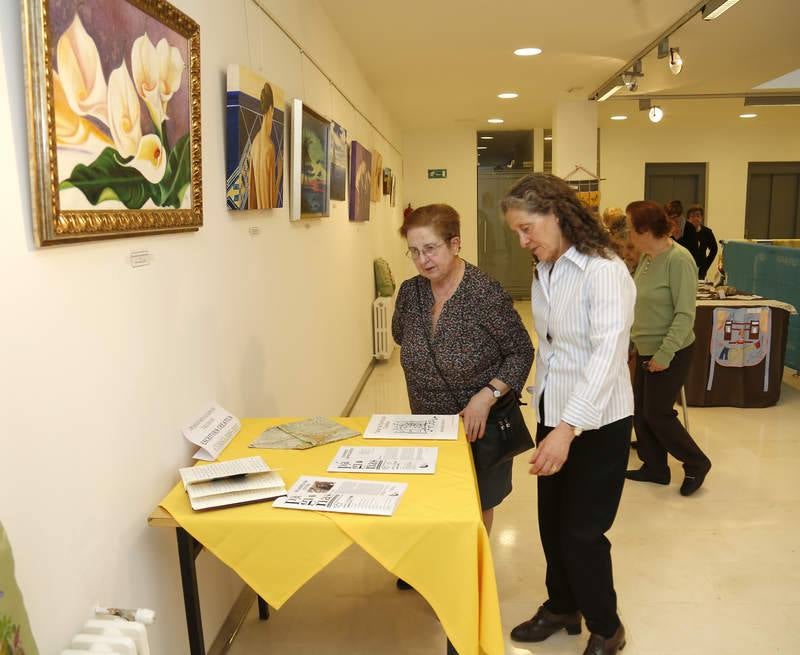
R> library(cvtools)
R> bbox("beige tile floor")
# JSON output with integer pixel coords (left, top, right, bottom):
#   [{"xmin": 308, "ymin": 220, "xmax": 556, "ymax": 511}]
[{"xmin": 230, "ymin": 302, "xmax": 800, "ymax": 654}]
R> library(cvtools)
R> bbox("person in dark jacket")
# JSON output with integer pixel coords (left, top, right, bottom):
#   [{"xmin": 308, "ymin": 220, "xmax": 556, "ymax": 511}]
[
  {"xmin": 687, "ymin": 205, "xmax": 718, "ymax": 279},
  {"xmin": 665, "ymin": 200, "xmax": 698, "ymax": 261}
]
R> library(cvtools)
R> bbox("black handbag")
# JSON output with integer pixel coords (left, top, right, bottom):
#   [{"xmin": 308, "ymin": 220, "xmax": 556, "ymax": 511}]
[{"xmin": 414, "ymin": 279, "xmax": 534, "ymax": 468}]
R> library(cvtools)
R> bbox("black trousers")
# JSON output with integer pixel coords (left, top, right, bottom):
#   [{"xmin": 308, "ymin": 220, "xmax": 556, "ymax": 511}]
[
  {"xmin": 634, "ymin": 344, "xmax": 710, "ymax": 474},
  {"xmin": 537, "ymin": 400, "xmax": 631, "ymax": 638}
]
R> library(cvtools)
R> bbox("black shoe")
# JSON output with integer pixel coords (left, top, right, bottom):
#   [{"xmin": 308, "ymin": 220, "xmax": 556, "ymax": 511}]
[
  {"xmin": 583, "ymin": 623, "xmax": 626, "ymax": 654},
  {"xmin": 396, "ymin": 578, "xmax": 413, "ymax": 590},
  {"xmin": 625, "ymin": 466, "xmax": 670, "ymax": 485},
  {"xmin": 510, "ymin": 604, "xmax": 582, "ymax": 642},
  {"xmin": 680, "ymin": 461, "xmax": 711, "ymax": 496}
]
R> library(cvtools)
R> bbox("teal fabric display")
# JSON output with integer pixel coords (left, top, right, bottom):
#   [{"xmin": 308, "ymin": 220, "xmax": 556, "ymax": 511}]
[
  {"xmin": 0, "ymin": 522, "xmax": 39, "ymax": 655},
  {"xmin": 724, "ymin": 240, "xmax": 800, "ymax": 369}
]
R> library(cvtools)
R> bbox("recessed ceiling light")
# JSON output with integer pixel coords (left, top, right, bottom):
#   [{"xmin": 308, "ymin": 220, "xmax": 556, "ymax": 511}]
[
  {"xmin": 544, "ymin": 136, "xmax": 553, "ymax": 141},
  {"xmin": 477, "ymin": 146, "xmax": 488, "ymax": 150},
  {"xmin": 487, "ymin": 118, "xmax": 504, "ymax": 124},
  {"xmin": 497, "ymin": 92, "xmax": 519, "ymax": 99},
  {"xmin": 610, "ymin": 115, "xmax": 628, "ymax": 121},
  {"xmin": 514, "ymin": 47, "xmax": 542, "ymax": 57},
  {"xmin": 480, "ymin": 136, "xmax": 494, "ymax": 140},
  {"xmin": 739, "ymin": 113, "xmax": 758, "ymax": 118}
]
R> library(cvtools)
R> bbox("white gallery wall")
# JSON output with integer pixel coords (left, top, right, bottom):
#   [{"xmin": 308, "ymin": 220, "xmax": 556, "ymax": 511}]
[
  {"xmin": 600, "ymin": 100, "xmax": 800, "ymax": 241},
  {"xmin": 0, "ymin": 0, "xmax": 405, "ymax": 652},
  {"xmin": 402, "ymin": 128, "xmax": 479, "ymax": 265}
]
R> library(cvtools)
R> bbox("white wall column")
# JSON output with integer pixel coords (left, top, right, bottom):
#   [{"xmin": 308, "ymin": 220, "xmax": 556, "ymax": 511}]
[
  {"xmin": 552, "ymin": 100, "xmax": 598, "ymax": 179},
  {"xmin": 533, "ymin": 127, "xmax": 545, "ymax": 173}
]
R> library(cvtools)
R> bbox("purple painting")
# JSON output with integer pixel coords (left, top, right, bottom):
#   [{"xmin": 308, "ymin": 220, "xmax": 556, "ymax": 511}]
[{"xmin": 349, "ymin": 141, "xmax": 371, "ymax": 222}]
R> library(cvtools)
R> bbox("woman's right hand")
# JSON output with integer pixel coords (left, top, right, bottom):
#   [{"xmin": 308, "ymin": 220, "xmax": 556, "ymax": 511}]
[{"xmin": 529, "ymin": 422, "xmax": 575, "ymax": 476}]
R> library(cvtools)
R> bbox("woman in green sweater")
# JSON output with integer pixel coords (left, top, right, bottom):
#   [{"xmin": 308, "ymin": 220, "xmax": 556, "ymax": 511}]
[{"xmin": 625, "ymin": 201, "xmax": 712, "ymax": 496}]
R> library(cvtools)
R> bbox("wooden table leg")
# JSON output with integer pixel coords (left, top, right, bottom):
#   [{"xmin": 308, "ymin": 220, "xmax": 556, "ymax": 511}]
[{"xmin": 177, "ymin": 528, "xmax": 205, "ymax": 655}]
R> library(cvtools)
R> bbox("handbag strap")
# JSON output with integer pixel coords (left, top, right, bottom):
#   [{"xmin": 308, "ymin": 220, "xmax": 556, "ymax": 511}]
[{"xmin": 415, "ymin": 278, "xmax": 465, "ymax": 409}]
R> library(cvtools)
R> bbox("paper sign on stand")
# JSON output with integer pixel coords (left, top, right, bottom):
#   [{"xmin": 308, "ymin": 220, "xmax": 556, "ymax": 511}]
[{"xmin": 182, "ymin": 403, "xmax": 241, "ymax": 460}]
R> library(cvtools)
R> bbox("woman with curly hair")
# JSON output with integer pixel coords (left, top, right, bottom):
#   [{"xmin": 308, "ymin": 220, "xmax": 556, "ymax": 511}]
[{"xmin": 502, "ymin": 175, "xmax": 634, "ymax": 655}]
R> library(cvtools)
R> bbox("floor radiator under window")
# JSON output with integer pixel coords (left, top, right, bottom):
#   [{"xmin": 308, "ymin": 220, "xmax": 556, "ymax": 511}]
[{"xmin": 372, "ymin": 296, "xmax": 395, "ymax": 360}]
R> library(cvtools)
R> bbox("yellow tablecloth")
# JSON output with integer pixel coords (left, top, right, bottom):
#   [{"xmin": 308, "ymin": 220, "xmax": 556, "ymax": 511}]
[{"xmin": 159, "ymin": 417, "xmax": 504, "ymax": 655}]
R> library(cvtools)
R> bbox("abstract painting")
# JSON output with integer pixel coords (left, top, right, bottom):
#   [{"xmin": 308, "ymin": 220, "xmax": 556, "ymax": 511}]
[
  {"xmin": 370, "ymin": 149, "xmax": 383, "ymax": 202},
  {"xmin": 225, "ymin": 65, "xmax": 284, "ymax": 210},
  {"xmin": 23, "ymin": 0, "xmax": 202, "ymax": 246},
  {"xmin": 330, "ymin": 121, "xmax": 347, "ymax": 201},
  {"xmin": 290, "ymin": 99, "xmax": 330, "ymax": 220},
  {"xmin": 349, "ymin": 141, "xmax": 371, "ymax": 222}
]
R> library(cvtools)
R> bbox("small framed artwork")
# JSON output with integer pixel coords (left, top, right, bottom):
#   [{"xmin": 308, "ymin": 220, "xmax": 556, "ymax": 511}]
[
  {"xmin": 390, "ymin": 174, "xmax": 397, "ymax": 208},
  {"xmin": 370, "ymin": 149, "xmax": 383, "ymax": 202},
  {"xmin": 225, "ymin": 65, "xmax": 285, "ymax": 210},
  {"xmin": 290, "ymin": 99, "xmax": 331, "ymax": 220},
  {"xmin": 22, "ymin": 0, "xmax": 202, "ymax": 246},
  {"xmin": 382, "ymin": 168, "xmax": 392, "ymax": 195},
  {"xmin": 349, "ymin": 140, "xmax": 371, "ymax": 222},
  {"xmin": 330, "ymin": 122, "xmax": 347, "ymax": 201}
]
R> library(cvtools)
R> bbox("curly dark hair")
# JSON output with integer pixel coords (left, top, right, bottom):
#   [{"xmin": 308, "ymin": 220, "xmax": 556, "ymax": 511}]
[{"xmin": 501, "ymin": 174, "xmax": 618, "ymax": 260}]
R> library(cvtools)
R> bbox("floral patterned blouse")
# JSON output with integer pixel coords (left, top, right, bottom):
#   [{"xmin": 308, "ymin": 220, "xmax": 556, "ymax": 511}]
[{"xmin": 392, "ymin": 262, "xmax": 534, "ymax": 414}]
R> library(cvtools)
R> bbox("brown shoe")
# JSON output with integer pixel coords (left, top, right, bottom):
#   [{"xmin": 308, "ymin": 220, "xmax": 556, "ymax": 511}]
[
  {"xmin": 510, "ymin": 604, "xmax": 581, "ymax": 642},
  {"xmin": 583, "ymin": 623, "xmax": 626, "ymax": 654}
]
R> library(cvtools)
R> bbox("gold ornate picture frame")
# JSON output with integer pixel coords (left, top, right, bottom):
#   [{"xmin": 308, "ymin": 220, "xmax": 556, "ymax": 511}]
[{"xmin": 22, "ymin": 0, "xmax": 202, "ymax": 246}]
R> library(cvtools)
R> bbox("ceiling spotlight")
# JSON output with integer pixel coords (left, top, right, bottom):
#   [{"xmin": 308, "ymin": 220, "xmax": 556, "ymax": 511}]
[
  {"xmin": 739, "ymin": 113, "xmax": 757, "ymax": 119},
  {"xmin": 514, "ymin": 47, "xmax": 542, "ymax": 57},
  {"xmin": 622, "ymin": 74, "xmax": 638, "ymax": 92},
  {"xmin": 648, "ymin": 106, "xmax": 664, "ymax": 123},
  {"xmin": 621, "ymin": 60, "xmax": 643, "ymax": 91},
  {"xmin": 669, "ymin": 48, "xmax": 683, "ymax": 75},
  {"xmin": 610, "ymin": 115, "xmax": 628, "ymax": 121},
  {"xmin": 702, "ymin": 0, "xmax": 741, "ymax": 21},
  {"xmin": 497, "ymin": 92, "xmax": 519, "ymax": 99},
  {"xmin": 487, "ymin": 118, "xmax": 504, "ymax": 124},
  {"xmin": 480, "ymin": 136, "xmax": 494, "ymax": 140}
]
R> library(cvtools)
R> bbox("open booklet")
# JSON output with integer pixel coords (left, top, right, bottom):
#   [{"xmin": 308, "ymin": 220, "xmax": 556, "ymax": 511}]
[
  {"xmin": 250, "ymin": 416, "xmax": 360, "ymax": 450},
  {"xmin": 273, "ymin": 476, "xmax": 407, "ymax": 516},
  {"xmin": 364, "ymin": 414, "xmax": 459, "ymax": 440},
  {"xmin": 178, "ymin": 456, "xmax": 286, "ymax": 511},
  {"xmin": 327, "ymin": 446, "xmax": 438, "ymax": 474}
]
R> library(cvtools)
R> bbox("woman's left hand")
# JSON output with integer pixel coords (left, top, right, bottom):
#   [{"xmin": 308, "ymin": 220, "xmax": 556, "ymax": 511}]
[
  {"xmin": 648, "ymin": 359, "xmax": 668, "ymax": 372},
  {"xmin": 459, "ymin": 389, "xmax": 494, "ymax": 442},
  {"xmin": 530, "ymin": 422, "xmax": 574, "ymax": 476}
]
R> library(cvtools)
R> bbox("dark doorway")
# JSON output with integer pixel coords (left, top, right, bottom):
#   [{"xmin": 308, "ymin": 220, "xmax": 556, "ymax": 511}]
[{"xmin": 745, "ymin": 162, "xmax": 800, "ymax": 239}]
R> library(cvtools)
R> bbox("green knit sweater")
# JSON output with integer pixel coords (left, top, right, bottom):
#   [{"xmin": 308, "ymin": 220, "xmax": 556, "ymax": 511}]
[{"xmin": 631, "ymin": 242, "xmax": 698, "ymax": 367}]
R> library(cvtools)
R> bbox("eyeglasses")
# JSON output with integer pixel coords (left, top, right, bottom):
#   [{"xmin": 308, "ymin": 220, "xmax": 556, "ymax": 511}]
[{"xmin": 406, "ymin": 241, "xmax": 448, "ymax": 260}]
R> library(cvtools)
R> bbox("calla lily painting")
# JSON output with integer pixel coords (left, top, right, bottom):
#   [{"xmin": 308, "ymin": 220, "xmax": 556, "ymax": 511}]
[{"xmin": 23, "ymin": 0, "xmax": 202, "ymax": 246}]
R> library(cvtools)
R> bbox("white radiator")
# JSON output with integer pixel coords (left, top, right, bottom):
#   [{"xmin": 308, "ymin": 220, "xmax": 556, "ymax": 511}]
[
  {"xmin": 372, "ymin": 296, "xmax": 395, "ymax": 360},
  {"xmin": 62, "ymin": 610, "xmax": 153, "ymax": 655}
]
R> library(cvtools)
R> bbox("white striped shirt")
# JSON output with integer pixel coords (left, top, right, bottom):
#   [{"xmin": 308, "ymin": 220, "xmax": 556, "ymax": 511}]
[{"xmin": 532, "ymin": 247, "xmax": 636, "ymax": 430}]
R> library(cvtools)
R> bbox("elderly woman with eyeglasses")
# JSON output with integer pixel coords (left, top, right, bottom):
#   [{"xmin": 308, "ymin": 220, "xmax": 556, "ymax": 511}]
[{"xmin": 392, "ymin": 203, "xmax": 534, "ymax": 531}]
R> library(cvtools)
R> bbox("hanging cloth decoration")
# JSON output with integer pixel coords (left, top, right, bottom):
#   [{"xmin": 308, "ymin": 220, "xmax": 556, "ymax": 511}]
[
  {"xmin": 563, "ymin": 164, "xmax": 603, "ymax": 213},
  {"xmin": 707, "ymin": 306, "xmax": 772, "ymax": 392}
]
